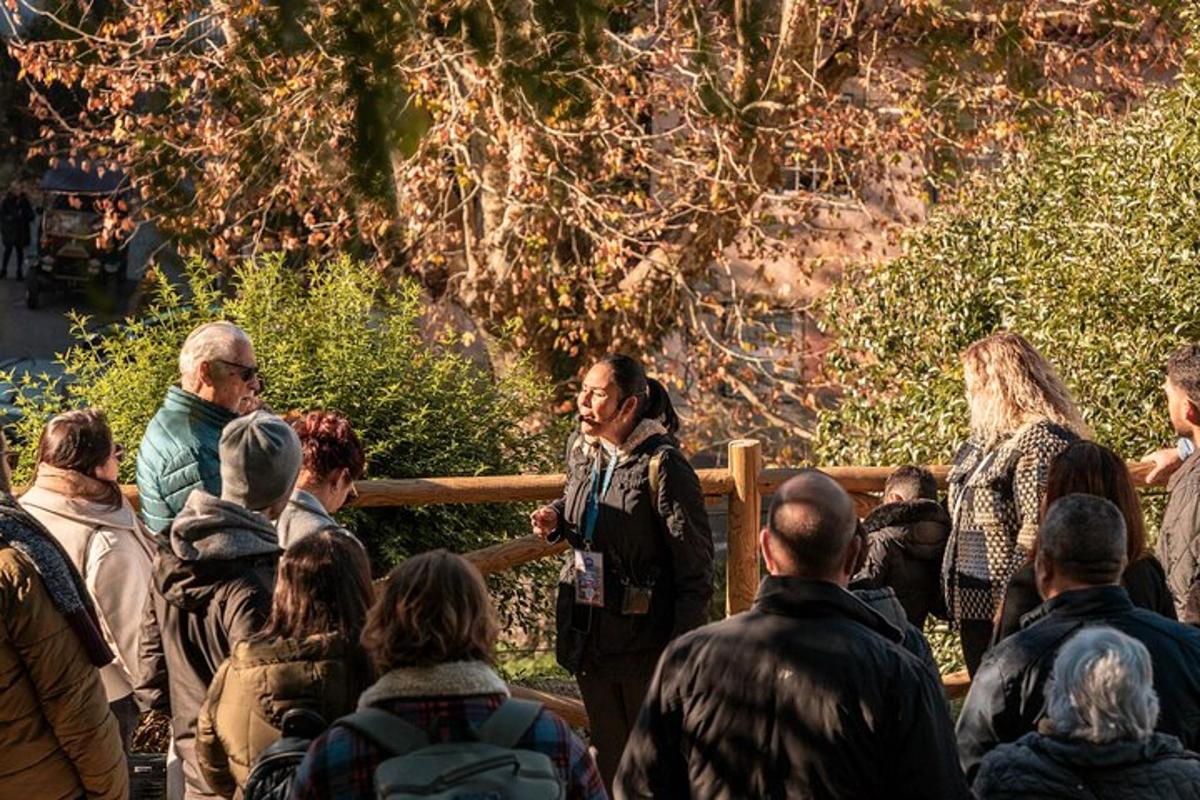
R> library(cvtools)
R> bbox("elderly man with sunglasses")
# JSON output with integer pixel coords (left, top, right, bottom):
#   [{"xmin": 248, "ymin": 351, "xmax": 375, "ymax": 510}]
[{"xmin": 136, "ymin": 321, "xmax": 265, "ymax": 535}]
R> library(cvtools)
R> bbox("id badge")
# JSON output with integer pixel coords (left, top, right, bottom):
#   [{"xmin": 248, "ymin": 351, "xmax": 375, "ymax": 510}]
[{"xmin": 574, "ymin": 550, "xmax": 605, "ymax": 608}]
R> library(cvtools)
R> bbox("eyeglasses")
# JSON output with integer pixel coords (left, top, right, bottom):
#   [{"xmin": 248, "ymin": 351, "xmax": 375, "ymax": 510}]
[
  {"xmin": 113, "ymin": 443, "xmax": 125, "ymax": 462},
  {"xmin": 215, "ymin": 359, "xmax": 264, "ymax": 387}
]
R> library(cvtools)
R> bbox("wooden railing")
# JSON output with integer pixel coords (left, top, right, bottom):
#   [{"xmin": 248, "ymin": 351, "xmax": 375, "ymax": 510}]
[
  {"xmin": 326, "ymin": 441, "xmax": 958, "ymax": 725},
  {"xmin": 114, "ymin": 445, "xmax": 1157, "ymax": 727}
]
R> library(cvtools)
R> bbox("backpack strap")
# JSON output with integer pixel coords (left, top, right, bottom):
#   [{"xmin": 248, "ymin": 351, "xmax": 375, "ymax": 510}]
[
  {"xmin": 476, "ymin": 699, "xmax": 543, "ymax": 749},
  {"xmin": 648, "ymin": 448, "xmax": 668, "ymax": 501},
  {"xmin": 335, "ymin": 708, "xmax": 430, "ymax": 756}
]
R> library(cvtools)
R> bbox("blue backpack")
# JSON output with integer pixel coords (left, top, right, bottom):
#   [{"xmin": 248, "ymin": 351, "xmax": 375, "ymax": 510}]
[{"xmin": 335, "ymin": 699, "xmax": 564, "ymax": 800}]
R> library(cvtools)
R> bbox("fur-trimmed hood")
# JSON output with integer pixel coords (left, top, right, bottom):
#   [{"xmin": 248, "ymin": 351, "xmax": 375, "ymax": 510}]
[
  {"xmin": 358, "ymin": 660, "xmax": 509, "ymax": 709},
  {"xmin": 862, "ymin": 498, "xmax": 950, "ymax": 560}
]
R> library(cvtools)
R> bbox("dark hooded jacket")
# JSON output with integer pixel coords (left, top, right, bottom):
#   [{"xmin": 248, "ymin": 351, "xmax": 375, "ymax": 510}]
[
  {"xmin": 974, "ymin": 730, "xmax": 1200, "ymax": 800},
  {"xmin": 550, "ymin": 419, "xmax": 714, "ymax": 679},
  {"xmin": 136, "ymin": 490, "xmax": 281, "ymax": 799},
  {"xmin": 615, "ymin": 577, "xmax": 970, "ymax": 800},
  {"xmin": 956, "ymin": 586, "xmax": 1200, "ymax": 783},
  {"xmin": 853, "ymin": 498, "xmax": 950, "ymax": 627}
]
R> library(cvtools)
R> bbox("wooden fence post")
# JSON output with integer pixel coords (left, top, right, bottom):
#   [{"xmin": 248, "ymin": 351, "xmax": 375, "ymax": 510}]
[{"xmin": 727, "ymin": 439, "xmax": 762, "ymax": 616}]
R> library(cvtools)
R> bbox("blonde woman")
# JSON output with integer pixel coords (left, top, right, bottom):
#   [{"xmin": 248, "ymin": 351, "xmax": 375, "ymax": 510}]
[{"xmin": 944, "ymin": 332, "xmax": 1090, "ymax": 674}]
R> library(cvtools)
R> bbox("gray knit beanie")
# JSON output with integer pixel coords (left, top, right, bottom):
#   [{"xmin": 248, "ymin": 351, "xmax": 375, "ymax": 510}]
[{"xmin": 219, "ymin": 410, "xmax": 302, "ymax": 511}]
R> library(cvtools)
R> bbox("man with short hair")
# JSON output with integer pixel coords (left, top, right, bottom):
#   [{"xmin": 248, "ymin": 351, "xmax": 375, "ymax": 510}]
[
  {"xmin": 1156, "ymin": 343, "xmax": 1200, "ymax": 622},
  {"xmin": 615, "ymin": 470, "xmax": 969, "ymax": 799},
  {"xmin": 852, "ymin": 464, "xmax": 950, "ymax": 627},
  {"xmin": 137, "ymin": 410, "xmax": 301, "ymax": 799},
  {"xmin": 137, "ymin": 321, "xmax": 263, "ymax": 534},
  {"xmin": 957, "ymin": 493, "xmax": 1200, "ymax": 783}
]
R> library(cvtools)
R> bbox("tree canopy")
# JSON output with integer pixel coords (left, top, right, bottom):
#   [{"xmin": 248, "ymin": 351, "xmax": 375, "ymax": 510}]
[{"xmin": 7, "ymin": 0, "xmax": 1191, "ymax": 445}]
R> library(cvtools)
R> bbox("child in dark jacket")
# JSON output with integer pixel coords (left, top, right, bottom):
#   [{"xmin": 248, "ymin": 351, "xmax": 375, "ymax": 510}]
[{"xmin": 851, "ymin": 466, "xmax": 950, "ymax": 627}]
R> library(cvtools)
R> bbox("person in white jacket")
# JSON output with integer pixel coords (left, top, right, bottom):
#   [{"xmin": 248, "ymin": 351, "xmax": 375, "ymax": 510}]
[{"xmin": 20, "ymin": 407, "xmax": 156, "ymax": 750}]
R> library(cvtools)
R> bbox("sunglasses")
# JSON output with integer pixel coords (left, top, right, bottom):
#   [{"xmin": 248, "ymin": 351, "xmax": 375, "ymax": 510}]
[{"xmin": 216, "ymin": 359, "xmax": 264, "ymax": 387}]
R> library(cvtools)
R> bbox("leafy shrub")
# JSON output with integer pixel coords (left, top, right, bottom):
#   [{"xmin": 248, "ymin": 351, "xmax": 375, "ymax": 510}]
[
  {"xmin": 815, "ymin": 72, "xmax": 1200, "ymax": 484},
  {"xmin": 815, "ymin": 65, "xmax": 1200, "ymax": 675},
  {"xmin": 5, "ymin": 255, "xmax": 560, "ymax": 627}
]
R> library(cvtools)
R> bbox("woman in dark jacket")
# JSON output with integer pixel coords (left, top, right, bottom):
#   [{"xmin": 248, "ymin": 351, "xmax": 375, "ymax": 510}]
[
  {"xmin": 196, "ymin": 529, "xmax": 373, "ymax": 798},
  {"xmin": 530, "ymin": 353, "xmax": 714, "ymax": 790},
  {"xmin": 945, "ymin": 332, "xmax": 1089, "ymax": 674},
  {"xmin": 975, "ymin": 626, "xmax": 1200, "ymax": 800},
  {"xmin": 993, "ymin": 441, "xmax": 1176, "ymax": 645}
]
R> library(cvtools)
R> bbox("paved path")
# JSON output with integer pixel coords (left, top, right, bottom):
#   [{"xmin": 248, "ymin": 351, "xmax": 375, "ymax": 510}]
[{"xmin": 0, "ymin": 271, "xmax": 133, "ymax": 362}]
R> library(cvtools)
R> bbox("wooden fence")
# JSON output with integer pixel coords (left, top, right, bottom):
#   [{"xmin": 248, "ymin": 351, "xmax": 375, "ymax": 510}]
[{"xmin": 113, "ymin": 444, "xmax": 1158, "ymax": 727}]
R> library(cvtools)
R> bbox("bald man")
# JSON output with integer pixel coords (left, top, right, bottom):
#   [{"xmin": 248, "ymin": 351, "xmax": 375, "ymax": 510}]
[{"xmin": 615, "ymin": 470, "xmax": 969, "ymax": 799}]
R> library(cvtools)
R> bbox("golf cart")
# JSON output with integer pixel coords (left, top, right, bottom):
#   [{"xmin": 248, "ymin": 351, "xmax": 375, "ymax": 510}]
[{"xmin": 29, "ymin": 164, "xmax": 130, "ymax": 310}]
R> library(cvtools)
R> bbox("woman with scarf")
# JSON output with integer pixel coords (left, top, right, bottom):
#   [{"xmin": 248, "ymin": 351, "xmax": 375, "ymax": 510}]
[
  {"xmin": 20, "ymin": 408, "xmax": 156, "ymax": 749},
  {"xmin": 530, "ymin": 353, "xmax": 715, "ymax": 791},
  {"xmin": 0, "ymin": 427, "xmax": 127, "ymax": 797}
]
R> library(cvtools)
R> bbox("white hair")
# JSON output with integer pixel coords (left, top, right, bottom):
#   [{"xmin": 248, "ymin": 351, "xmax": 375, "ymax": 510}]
[
  {"xmin": 1044, "ymin": 627, "xmax": 1159, "ymax": 744},
  {"xmin": 179, "ymin": 321, "xmax": 251, "ymax": 385}
]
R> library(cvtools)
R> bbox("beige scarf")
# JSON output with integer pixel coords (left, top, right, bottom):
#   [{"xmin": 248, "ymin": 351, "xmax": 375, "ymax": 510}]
[{"xmin": 33, "ymin": 463, "xmax": 123, "ymax": 510}]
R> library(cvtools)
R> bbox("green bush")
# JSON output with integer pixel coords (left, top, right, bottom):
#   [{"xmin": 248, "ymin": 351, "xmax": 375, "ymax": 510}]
[
  {"xmin": 4, "ymin": 256, "xmax": 560, "ymax": 628},
  {"xmin": 815, "ymin": 65, "xmax": 1200, "ymax": 674},
  {"xmin": 815, "ymin": 72, "xmax": 1200, "ymax": 481}
]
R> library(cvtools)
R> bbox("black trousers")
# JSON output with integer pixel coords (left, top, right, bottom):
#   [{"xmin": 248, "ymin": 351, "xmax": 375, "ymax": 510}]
[
  {"xmin": 576, "ymin": 667, "xmax": 655, "ymax": 794},
  {"xmin": 110, "ymin": 694, "xmax": 140, "ymax": 753},
  {"xmin": 960, "ymin": 619, "xmax": 995, "ymax": 677},
  {"xmin": 2, "ymin": 243, "xmax": 23, "ymax": 276}
]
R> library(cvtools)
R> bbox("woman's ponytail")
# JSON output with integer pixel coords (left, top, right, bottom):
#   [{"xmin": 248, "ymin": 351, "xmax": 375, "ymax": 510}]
[{"xmin": 643, "ymin": 378, "xmax": 679, "ymax": 435}]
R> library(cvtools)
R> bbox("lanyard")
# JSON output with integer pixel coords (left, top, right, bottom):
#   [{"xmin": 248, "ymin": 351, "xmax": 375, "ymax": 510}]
[{"xmin": 582, "ymin": 451, "xmax": 618, "ymax": 549}]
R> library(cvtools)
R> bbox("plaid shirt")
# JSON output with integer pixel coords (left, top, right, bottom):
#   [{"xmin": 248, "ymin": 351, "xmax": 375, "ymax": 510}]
[{"xmin": 288, "ymin": 692, "xmax": 607, "ymax": 800}]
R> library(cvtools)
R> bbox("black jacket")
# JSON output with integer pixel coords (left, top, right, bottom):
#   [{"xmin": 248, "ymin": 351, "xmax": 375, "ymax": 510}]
[
  {"xmin": 993, "ymin": 555, "xmax": 1177, "ymax": 646},
  {"xmin": 853, "ymin": 586, "xmax": 940, "ymax": 681},
  {"xmin": 0, "ymin": 193, "xmax": 33, "ymax": 246},
  {"xmin": 551, "ymin": 421, "xmax": 714, "ymax": 678},
  {"xmin": 852, "ymin": 498, "xmax": 950, "ymax": 626},
  {"xmin": 974, "ymin": 731, "xmax": 1200, "ymax": 800},
  {"xmin": 957, "ymin": 585, "xmax": 1200, "ymax": 782},
  {"xmin": 136, "ymin": 492, "xmax": 280, "ymax": 798},
  {"xmin": 615, "ymin": 577, "xmax": 970, "ymax": 800}
]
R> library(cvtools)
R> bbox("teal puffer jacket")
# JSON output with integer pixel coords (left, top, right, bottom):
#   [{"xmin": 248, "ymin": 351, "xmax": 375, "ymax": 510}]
[{"xmin": 135, "ymin": 386, "xmax": 237, "ymax": 534}]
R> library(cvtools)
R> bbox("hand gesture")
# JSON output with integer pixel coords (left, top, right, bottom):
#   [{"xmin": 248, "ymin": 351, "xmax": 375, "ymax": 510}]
[
  {"xmin": 1141, "ymin": 447, "xmax": 1183, "ymax": 486},
  {"xmin": 530, "ymin": 505, "xmax": 559, "ymax": 539}
]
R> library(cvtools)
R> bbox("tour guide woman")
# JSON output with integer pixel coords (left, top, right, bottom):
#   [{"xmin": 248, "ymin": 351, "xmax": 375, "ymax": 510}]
[{"xmin": 531, "ymin": 354, "xmax": 714, "ymax": 790}]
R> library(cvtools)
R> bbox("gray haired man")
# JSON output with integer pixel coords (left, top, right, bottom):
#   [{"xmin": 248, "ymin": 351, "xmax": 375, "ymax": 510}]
[
  {"xmin": 136, "ymin": 321, "xmax": 264, "ymax": 533},
  {"xmin": 957, "ymin": 494, "xmax": 1200, "ymax": 783},
  {"xmin": 974, "ymin": 627, "xmax": 1200, "ymax": 798}
]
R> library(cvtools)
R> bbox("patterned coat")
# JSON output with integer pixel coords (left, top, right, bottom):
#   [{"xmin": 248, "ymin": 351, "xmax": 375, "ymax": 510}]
[{"xmin": 943, "ymin": 420, "xmax": 1078, "ymax": 625}]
